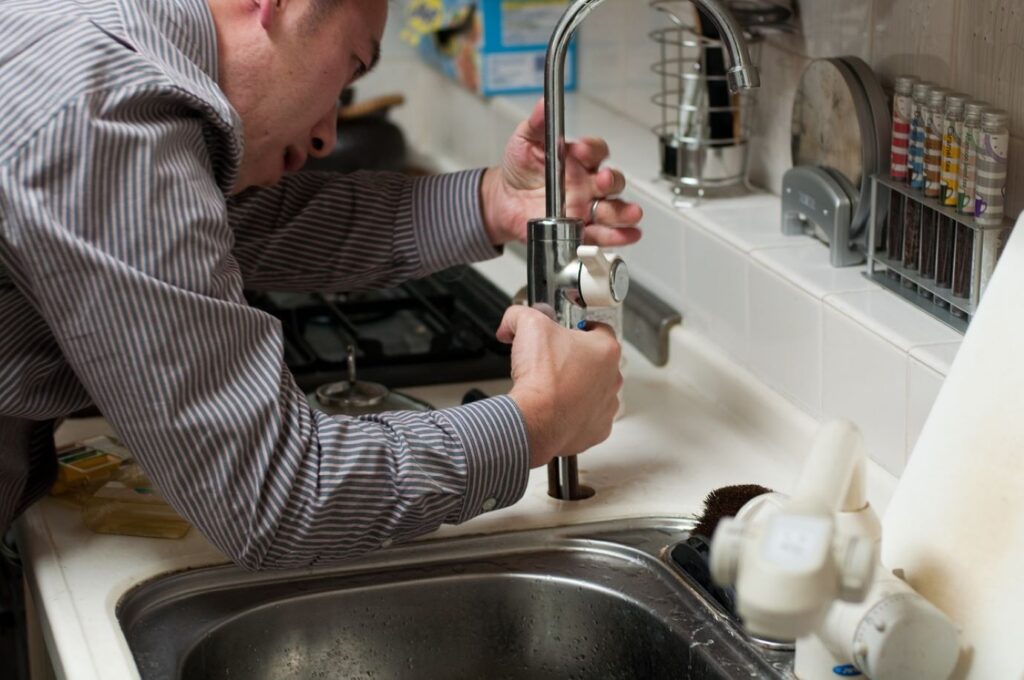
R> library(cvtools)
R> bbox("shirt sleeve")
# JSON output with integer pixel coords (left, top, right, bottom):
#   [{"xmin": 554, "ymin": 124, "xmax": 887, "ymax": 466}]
[
  {"xmin": 228, "ymin": 169, "xmax": 501, "ymax": 292},
  {"xmin": 0, "ymin": 90, "xmax": 529, "ymax": 569}
]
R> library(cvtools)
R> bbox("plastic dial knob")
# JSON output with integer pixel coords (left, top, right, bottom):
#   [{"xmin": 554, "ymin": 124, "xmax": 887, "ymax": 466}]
[
  {"xmin": 577, "ymin": 245, "xmax": 629, "ymax": 307},
  {"xmin": 836, "ymin": 534, "xmax": 876, "ymax": 602}
]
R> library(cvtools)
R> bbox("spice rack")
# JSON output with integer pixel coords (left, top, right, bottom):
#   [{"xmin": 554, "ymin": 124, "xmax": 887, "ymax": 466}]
[{"xmin": 866, "ymin": 175, "xmax": 1013, "ymax": 333}]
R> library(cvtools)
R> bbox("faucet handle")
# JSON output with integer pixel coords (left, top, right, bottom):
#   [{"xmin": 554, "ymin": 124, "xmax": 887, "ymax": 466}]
[
  {"xmin": 835, "ymin": 533, "xmax": 876, "ymax": 602},
  {"xmin": 577, "ymin": 246, "xmax": 629, "ymax": 308}
]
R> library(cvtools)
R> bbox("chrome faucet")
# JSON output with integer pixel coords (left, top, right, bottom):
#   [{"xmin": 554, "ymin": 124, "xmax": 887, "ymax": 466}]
[{"xmin": 530, "ymin": 0, "xmax": 760, "ymax": 500}]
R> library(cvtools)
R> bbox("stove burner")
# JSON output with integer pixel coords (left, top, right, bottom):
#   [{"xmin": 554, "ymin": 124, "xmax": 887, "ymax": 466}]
[{"xmin": 246, "ymin": 266, "xmax": 513, "ymax": 392}]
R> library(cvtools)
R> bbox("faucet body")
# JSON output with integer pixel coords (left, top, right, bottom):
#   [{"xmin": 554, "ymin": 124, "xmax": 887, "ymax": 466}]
[
  {"xmin": 709, "ymin": 421, "xmax": 960, "ymax": 680},
  {"xmin": 530, "ymin": 0, "xmax": 759, "ymax": 500}
]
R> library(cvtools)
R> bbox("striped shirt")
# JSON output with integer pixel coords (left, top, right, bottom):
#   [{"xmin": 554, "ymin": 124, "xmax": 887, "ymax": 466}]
[{"xmin": 0, "ymin": 0, "xmax": 529, "ymax": 569}]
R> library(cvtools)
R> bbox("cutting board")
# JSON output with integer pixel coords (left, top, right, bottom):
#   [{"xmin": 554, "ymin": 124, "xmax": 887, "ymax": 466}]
[{"xmin": 882, "ymin": 214, "xmax": 1024, "ymax": 679}]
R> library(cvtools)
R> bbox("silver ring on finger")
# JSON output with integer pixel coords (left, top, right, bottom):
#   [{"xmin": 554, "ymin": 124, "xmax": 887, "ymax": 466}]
[{"xmin": 589, "ymin": 198, "xmax": 603, "ymax": 225}]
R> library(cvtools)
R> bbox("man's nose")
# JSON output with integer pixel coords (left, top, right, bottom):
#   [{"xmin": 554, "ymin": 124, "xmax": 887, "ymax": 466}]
[{"xmin": 308, "ymin": 105, "xmax": 338, "ymax": 159}]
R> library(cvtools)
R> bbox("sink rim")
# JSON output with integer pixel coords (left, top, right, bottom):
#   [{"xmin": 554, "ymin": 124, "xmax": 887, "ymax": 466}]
[
  {"xmin": 117, "ymin": 516, "xmax": 696, "ymax": 616},
  {"xmin": 116, "ymin": 516, "xmax": 791, "ymax": 680}
]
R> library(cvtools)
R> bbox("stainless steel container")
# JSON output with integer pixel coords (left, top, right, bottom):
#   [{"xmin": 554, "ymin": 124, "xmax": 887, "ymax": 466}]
[{"xmin": 650, "ymin": 0, "xmax": 761, "ymax": 206}]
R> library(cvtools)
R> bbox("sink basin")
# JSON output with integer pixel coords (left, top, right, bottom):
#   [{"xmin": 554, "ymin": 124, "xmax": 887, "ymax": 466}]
[{"xmin": 118, "ymin": 518, "xmax": 791, "ymax": 679}]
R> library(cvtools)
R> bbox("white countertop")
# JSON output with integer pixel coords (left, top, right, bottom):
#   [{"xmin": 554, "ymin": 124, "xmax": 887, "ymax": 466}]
[{"xmin": 16, "ymin": 249, "xmax": 903, "ymax": 680}]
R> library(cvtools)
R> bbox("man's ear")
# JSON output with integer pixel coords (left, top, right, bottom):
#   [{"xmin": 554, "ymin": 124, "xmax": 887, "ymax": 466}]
[{"xmin": 257, "ymin": 0, "xmax": 285, "ymax": 30}]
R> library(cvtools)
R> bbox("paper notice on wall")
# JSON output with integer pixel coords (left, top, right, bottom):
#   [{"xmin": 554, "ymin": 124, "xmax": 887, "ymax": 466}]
[
  {"xmin": 501, "ymin": 1, "xmax": 566, "ymax": 46},
  {"xmin": 485, "ymin": 50, "xmax": 547, "ymax": 90},
  {"xmin": 882, "ymin": 214, "xmax": 1024, "ymax": 680}
]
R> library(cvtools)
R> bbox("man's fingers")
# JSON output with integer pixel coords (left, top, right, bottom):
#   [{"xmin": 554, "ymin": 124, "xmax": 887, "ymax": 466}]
[
  {"xmin": 583, "ymin": 224, "xmax": 643, "ymax": 247},
  {"xmin": 579, "ymin": 320, "xmax": 618, "ymax": 340},
  {"xmin": 587, "ymin": 197, "xmax": 643, "ymax": 227},
  {"xmin": 594, "ymin": 167, "xmax": 626, "ymax": 197},
  {"xmin": 497, "ymin": 305, "xmax": 527, "ymax": 343},
  {"xmin": 517, "ymin": 98, "xmax": 546, "ymax": 145},
  {"xmin": 567, "ymin": 137, "xmax": 610, "ymax": 172},
  {"xmin": 497, "ymin": 304, "xmax": 553, "ymax": 343}
]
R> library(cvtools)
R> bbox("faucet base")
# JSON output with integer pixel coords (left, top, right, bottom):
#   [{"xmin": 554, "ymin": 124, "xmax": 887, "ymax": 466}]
[{"xmin": 547, "ymin": 456, "xmax": 595, "ymax": 500}]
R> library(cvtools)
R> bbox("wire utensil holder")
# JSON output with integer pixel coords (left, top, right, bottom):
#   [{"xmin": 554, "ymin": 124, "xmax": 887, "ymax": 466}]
[{"xmin": 650, "ymin": 0, "xmax": 760, "ymax": 207}]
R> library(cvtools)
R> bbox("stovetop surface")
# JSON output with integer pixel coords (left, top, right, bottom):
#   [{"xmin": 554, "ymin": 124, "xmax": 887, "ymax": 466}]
[{"xmin": 246, "ymin": 266, "xmax": 513, "ymax": 393}]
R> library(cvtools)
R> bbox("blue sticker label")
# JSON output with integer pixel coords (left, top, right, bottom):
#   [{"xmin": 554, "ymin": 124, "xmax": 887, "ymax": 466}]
[{"xmin": 833, "ymin": 665, "xmax": 863, "ymax": 677}]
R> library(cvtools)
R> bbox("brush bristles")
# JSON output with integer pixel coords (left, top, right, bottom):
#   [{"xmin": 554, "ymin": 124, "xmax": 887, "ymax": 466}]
[{"xmin": 692, "ymin": 484, "xmax": 772, "ymax": 539}]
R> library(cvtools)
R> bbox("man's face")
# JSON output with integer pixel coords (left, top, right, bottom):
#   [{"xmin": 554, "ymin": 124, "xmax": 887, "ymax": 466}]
[{"xmin": 225, "ymin": 0, "xmax": 387, "ymax": 191}]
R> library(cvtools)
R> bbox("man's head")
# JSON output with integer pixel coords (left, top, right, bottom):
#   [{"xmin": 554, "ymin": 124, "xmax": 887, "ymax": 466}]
[{"xmin": 209, "ymin": 0, "xmax": 386, "ymax": 191}]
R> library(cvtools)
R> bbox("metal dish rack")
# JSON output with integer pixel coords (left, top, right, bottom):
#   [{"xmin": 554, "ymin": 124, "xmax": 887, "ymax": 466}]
[
  {"xmin": 867, "ymin": 175, "xmax": 1014, "ymax": 333},
  {"xmin": 650, "ymin": 0, "xmax": 761, "ymax": 207}
]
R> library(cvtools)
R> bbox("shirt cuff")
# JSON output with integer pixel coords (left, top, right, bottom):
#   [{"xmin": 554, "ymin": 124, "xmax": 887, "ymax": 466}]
[
  {"xmin": 437, "ymin": 395, "xmax": 529, "ymax": 523},
  {"xmin": 411, "ymin": 169, "xmax": 501, "ymax": 272}
]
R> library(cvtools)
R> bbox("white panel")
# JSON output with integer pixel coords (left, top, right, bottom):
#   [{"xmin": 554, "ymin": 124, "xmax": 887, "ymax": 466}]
[
  {"xmin": 824, "ymin": 289, "xmax": 962, "ymax": 352},
  {"xmin": 822, "ymin": 301, "xmax": 909, "ymax": 476},
  {"xmin": 618, "ymin": 186, "xmax": 688, "ymax": 314},
  {"xmin": 752, "ymin": 243, "xmax": 875, "ymax": 301},
  {"xmin": 691, "ymin": 193, "xmax": 802, "ymax": 252},
  {"xmin": 906, "ymin": 357, "xmax": 944, "ymax": 456},
  {"xmin": 909, "ymin": 340, "xmax": 962, "ymax": 375},
  {"xmin": 683, "ymin": 224, "xmax": 750, "ymax": 364},
  {"xmin": 748, "ymin": 261, "xmax": 823, "ymax": 414}
]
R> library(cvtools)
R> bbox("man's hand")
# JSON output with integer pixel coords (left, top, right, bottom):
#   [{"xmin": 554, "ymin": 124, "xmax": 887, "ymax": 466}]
[
  {"xmin": 481, "ymin": 99, "xmax": 644, "ymax": 248},
  {"xmin": 498, "ymin": 306, "xmax": 622, "ymax": 468}
]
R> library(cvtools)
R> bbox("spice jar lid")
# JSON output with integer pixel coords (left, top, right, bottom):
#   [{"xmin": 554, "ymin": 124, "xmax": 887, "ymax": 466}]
[
  {"xmin": 912, "ymin": 81, "xmax": 934, "ymax": 101},
  {"xmin": 981, "ymin": 108, "xmax": 1010, "ymax": 129},
  {"xmin": 927, "ymin": 88, "xmax": 948, "ymax": 109},
  {"xmin": 965, "ymin": 100, "xmax": 989, "ymax": 120},
  {"xmin": 894, "ymin": 75, "xmax": 917, "ymax": 95},
  {"xmin": 944, "ymin": 93, "xmax": 967, "ymax": 115}
]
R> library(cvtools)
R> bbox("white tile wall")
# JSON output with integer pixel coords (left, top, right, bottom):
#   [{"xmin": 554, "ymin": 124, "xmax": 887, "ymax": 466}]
[
  {"xmin": 618, "ymin": 185, "xmax": 689, "ymax": 314},
  {"xmin": 748, "ymin": 262, "xmax": 823, "ymax": 414},
  {"xmin": 752, "ymin": 243, "xmax": 874, "ymax": 300},
  {"xmin": 683, "ymin": 225, "xmax": 750, "ymax": 364},
  {"xmin": 910, "ymin": 341, "xmax": 963, "ymax": 373},
  {"xmin": 906, "ymin": 357, "xmax": 945, "ymax": 456},
  {"xmin": 822, "ymin": 303, "xmax": 910, "ymax": 476}
]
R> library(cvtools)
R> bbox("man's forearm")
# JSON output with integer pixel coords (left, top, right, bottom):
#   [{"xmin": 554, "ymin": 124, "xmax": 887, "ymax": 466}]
[{"xmin": 230, "ymin": 169, "xmax": 501, "ymax": 292}]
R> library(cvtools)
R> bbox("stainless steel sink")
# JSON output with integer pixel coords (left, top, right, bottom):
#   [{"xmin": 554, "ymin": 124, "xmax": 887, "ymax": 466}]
[{"xmin": 117, "ymin": 518, "xmax": 792, "ymax": 679}]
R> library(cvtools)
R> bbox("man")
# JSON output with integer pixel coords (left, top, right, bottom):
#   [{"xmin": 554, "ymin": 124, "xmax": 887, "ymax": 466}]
[{"xmin": 0, "ymin": 0, "xmax": 643, "ymax": 569}]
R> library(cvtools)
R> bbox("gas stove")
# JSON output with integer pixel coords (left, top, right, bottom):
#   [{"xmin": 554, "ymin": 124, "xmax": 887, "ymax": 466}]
[{"xmin": 245, "ymin": 266, "xmax": 513, "ymax": 394}]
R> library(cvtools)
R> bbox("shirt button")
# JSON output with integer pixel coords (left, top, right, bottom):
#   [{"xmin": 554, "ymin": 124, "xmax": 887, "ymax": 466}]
[
  {"xmin": 481, "ymin": 498, "xmax": 497, "ymax": 511},
  {"xmin": 381, "ymin": 538, "xmax": 393, "ymax": 548}
]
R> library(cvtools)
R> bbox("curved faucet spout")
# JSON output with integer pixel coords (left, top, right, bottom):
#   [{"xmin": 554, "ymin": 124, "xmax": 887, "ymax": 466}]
[
  {"xmin": 531, "ymin": 0, "xmax": 758, "ymax": 500},
  {"xmin": 542, "ymin": 0, "xmax": 760, "ymax": 218}
]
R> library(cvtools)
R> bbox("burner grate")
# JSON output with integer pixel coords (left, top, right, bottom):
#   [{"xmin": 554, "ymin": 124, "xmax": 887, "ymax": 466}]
[{"xmin": 247, "ymin": 266, "xmax": 513, "ymax": 392}]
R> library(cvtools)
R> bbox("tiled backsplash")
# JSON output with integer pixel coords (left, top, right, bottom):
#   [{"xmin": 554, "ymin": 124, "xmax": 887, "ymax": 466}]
[{"xmin": 573, "ymin": 0, "xmax": 1024, "ymax": 219}]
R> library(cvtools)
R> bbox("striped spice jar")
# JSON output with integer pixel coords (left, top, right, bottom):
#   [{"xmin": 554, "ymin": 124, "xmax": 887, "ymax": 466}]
[
  {"xmin": 908, "ymin": 81, "xmax": 934, "ymax": 191},
  {"xmin": 940, "ymin": 94, "xmax": 966, "ymax": 206},
  {"xmin": 974, "ymin": 109, "xmax": 1010, "ymax": 226},
  {"xmin": 957, "ymin": 100, "xmax": 989, "ymax": 215},
  {"xmin": 924, "ymin": 88, "xmax": 948, "ymax": 199},
  {"xmin": 890, "ymin": 76, "xmax": 917, "ymax": 181}
]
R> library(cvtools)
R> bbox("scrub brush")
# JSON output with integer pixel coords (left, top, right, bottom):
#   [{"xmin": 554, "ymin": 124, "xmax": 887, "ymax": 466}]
[
  {"xmin": 671, "ymin": 484, "xmax": 772, "ymax": 620},
  {"xmin": 692, "ymin": 484, "xmax": 773, "ymax": 539}
]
